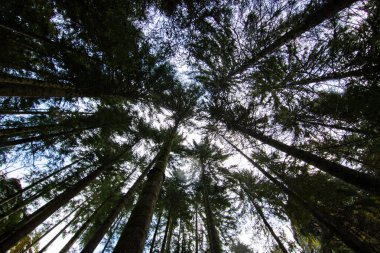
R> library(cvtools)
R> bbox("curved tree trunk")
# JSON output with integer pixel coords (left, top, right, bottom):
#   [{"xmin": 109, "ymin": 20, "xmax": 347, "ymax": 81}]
[
  {"xmin": 228, "ymin": 0, "xmax": 359, "ymax": 77},
  {"xmin": 231, "ymin": 124, "xmax": 380, "ymax": 196},
  {"xmin": 112, "ymin": 125, "xmax": 178, "ymax": 253},
  {"xmin": 80, "ymin": 154, "xmax": 159, "ymax": 253},
  {"xmin": 222, "ymin": 135, "xmax": 378, "ymax": 253},
  {"xmin": 0, "ymin": 159, "xmax": 115, "ymax": 252}
]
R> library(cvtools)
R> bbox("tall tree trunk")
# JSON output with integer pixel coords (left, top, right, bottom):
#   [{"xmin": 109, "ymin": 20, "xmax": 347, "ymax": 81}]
[
  {"xmin": 59, "ymin": 198, "xmax": 110, "ymax": 253},
  {"xmin": 201, "ymin": 166, "xmax": 222, "ymax": 253},
  {"xmin": 0, "ymin": 165, "xmax": 91, "ymax": 221},
  {"xmin": 195, "ymin": 205, "xmax": 199, "ymax": 253},
  {"xmin": 0, "ymin": 124, "xmax": 59, "ymax": 138},
  {"xmin": 0, "ymin": 155, "xmax": 86, "ymax": 206},
  {"xmin": 160, "ymin": 209, "xmax": 172, "ymax": 253},
  {"xmin": 284, "ymin": 68, "xmax": 370, "ymax": 88},
  {"xmin": 0, "ymin": 76, "xmax": 80, "ymax": 97},
  {"xmin": 246, "ymin": 191, "xmax": 288, "ymax": 253},
  {"xmin": 149, "ymin": 210, "xmax": 163, "ymax": 253},
  {"xmin": 165, "ymin": 216, "xmax": 175, "ymax": 253},
  {"xmin": 80, "ymin": 154, "xmax": 159, "ymax": 253},
  {"xmin": 222, "ymin": 135, "xmax": 378, "ymax": 253},
  {"xmin": 0, "ymin": 160, "xmax": 114, "ymax": 252},
  {"xmin": 0, "ymin": 125, "xmax": 100, "ymax": 148},
  {"xmin": 21, "ymin": 204, "xmax": 82, "ymax": 253},
  {"xmin": 112, "ymin": 125, "xmax": 178, "ymax": 253},
  {"xmin": 0, "ymin": 109, "xmax": 51, "ymax": 115},
  {"xmin": 297, "ymin": 119, "xmax": 374, "ymax": 136},
  {"xmin": 228, "ymin": 0, "xmax": 359, "ymax": 77},
  {"xmin": 231, "ymin": 124, "xmax": 380, "ymax": 196}
]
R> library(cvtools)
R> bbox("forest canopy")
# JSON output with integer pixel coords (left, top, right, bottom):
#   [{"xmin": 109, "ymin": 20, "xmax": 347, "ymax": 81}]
[{"xmin": 1, "ymin": 0, "xmax": 380, "ymax": 252}]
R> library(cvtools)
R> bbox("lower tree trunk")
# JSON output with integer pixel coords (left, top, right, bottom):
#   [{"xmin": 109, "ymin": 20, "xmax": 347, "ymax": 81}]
[
  {"xmin": 223, "ymin": 136, "xmax": 378, "ymax": 253},
  {"xmin": 0, "ymin": 160, "xmax": 114, "ymax": 252},
  {"xmin": 112, "ymin": 126, "xmax": 177, "ymax": 253},
  {"xmin": 231, "ymin": 124, "xmax": 380, "ymax": 196}
]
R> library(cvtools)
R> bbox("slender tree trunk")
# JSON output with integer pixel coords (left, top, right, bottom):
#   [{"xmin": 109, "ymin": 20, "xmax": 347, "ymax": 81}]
[
  {"xmin": 0, "ymin": 165, "xmax": 91, "ymax": 222},
  {"xmin": 231, "ymin": 124, "xmax": 380, "ymax": 196},
  {"xmin": 149, "ymin": 210, "xmax": 163, "ymax": 253},
  {"xmin": 0, "ymin": 125, "xmax": 100, "ymax": 148},
  {"xmin": 21, "ymin": 204, "xmax": 82, "ymax": 253},
  {"xmin": 37, "ymin": 206, "xmax": 85, "ymax": 253},
  {"xmin": 201, "ymin": 166, "xmax": 222, "ymax": 253},
  {"xmin": 0, "ymin": 155, "xmax": 85, "ymax": 206},
  {"xmin": 285, "ymin": 68, "xmax": 369, "ymax": 87},
  {"xmin": 195, "ymin": 205, "xmax": 199, "ymax": 253},
  {"xmin": 0, "ymin": 76, "xmax": 79, "ymax": 97},
  {"xmin": 298, "ymin": 119, "xmax": 374, "ymax": 136},
  {"xmin": 165, "ymin": 216, "xmax": 175, "ymax": 253},
  {"xmin": 228, "ymin": 0, "xmax": 359, "ymax": 77},
  {"xmin": 59, "ymin": 198, "xmax": 110, "ymax": 253},
  {"xmin": 80, "ymin": 154, "xmax": 159, "ymax": 253},
  {"xmin": 246, "ymin": 192, "xmax": 288, "ymax": 253},
  {"xmin": 160, "ymin": 209, "xmax": 172, "ymax": 253},
  {"xmin": 0, "ymin": 161, "xmax": 113, "ymax": 252},
  {"xmin": 101, "ymin": 216, "xmax": 124, "ymax": 253},
  {"xmin": 0, "ymin": 109, "xmax": 51, "ymax": 115},
  {"xmin": 222, "ymin": 135, "xmax": 378, "ymax": 253},
  {"xmin": 0, "ymin": 124, "xmax": 59, "ymax": 138},
  {"xmin": 113, "ymin": 125, "xmax": 177, "ymax": 253}
]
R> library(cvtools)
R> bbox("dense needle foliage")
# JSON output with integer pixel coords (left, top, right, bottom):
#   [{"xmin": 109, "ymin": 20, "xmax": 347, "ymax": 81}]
[{"xmin": 1, "ymin": 0, "xmax": 380, "ymax": 252}]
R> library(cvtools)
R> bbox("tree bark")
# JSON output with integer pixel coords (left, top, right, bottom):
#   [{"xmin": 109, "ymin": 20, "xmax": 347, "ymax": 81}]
[
  {"xmin": 112, "ymin": 125, "xmax": 177, "ymax": 253},
  {"xmin": 231, "ymin": 124, "xmax": 380, "ymax": 196},
  {"xmin": 222, "ymin": 135, "xmax": 378, "ymax": 253},
  {"xmin": 0, "ymin": 161, "xmax": 113, "ymax": 252},
  {"xmin": 228, "ymin": 0, "xmax": 359, "ymax": 77},
  {"xmin": 80, "ymin": 154, "xmax": 159, "ymax": 253}
]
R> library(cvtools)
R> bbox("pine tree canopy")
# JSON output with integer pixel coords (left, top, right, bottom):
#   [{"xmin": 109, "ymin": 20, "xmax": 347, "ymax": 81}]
[{"xmin": 1, "ymin": 0, "xmax": 380, "ymax": 252}]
